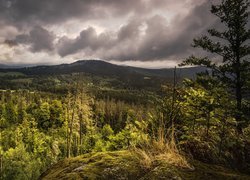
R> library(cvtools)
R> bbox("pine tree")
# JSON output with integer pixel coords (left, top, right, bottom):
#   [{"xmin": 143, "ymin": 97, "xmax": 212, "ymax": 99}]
[{"xmin": 181, "ymin": 0, "xmax": 250, "ymax": 132}]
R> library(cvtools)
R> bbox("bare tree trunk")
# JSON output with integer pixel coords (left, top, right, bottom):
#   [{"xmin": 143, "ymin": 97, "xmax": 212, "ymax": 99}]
[
  {"xmin": 192, "ymin": 115, "xmax": 196, "ymax": 135},
  {"xmin": 206, "ymin": 111, "xmax": 210, "ymax": 139},
  {"xmin": 66, "ymin": 104, "xmax": 70, "ymax": 158},
  {"xmin": 68, "ymin": 101, "xmax": 76, "ymax": 158},
  {"xmin": 170, "ymin": 67, "xmax": 177, "ymax": 134},
  {"xmin": 235, "ymin": 1, "xmax": 243, "ymax": 134},
  {"xmin": 0, "ymin": 126, "xmax": 3, "ymax": 179},
  {"xmin": 235, "ymin": 59, "xmax": 242, "ymax": 133},
  {"xmin": 79, "ymin": 113, "xmax": 83, "ymax": 155},
  {"xmin": 219, "ymin": 113, "xmax": 227, "ymax": 157},
  {"xmin": 0, "ymin": 150, "xmax": 3, "ymax": 180}
]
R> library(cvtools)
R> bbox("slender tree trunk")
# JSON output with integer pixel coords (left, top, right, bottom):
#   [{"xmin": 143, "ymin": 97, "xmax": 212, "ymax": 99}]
[
  {"xmin": 236, "ymin": 59, "xmax": 242, "ymax": 133},
  {"xmin": 67, "ymin": 93, "xmax": 77, "ymax": 158},
  {"xmin": 219, "ymin": 113, "xmax": 227, "ymax": 157},
  {"xmin": 235, "ymin": 1, "xmax": 243, "ymax": 134},
  {"xmin": 75, "ymin": 135, "xmax": 78, "ymax": 156},
  {"xmin": 0, "ymin": 125, "xmax": 3, "ymax": 179},
  {"xmin": 192, "ymin": 116, "xmax": 196, "ymax": 135},
  {"xmin": 68, "ymin": 104, "xmax": 76, "ymax": 158},
  {"xmin": 206, "ymin": 111, "xmax": 210, "ymax": 139},
  {"xmin": 66, "ymin": 104, "xmax": 70, "ymax": 158},
  {"xmin": 79, "ymin": 113, "xmax": 83, "ymax": 155},
  {"xmin": 170, "ymin": 67, "xmax": 177, "ymax": 133},
  {"xmin": 0, "ymin": 151, "xmax": 3, "ymax": 180}
]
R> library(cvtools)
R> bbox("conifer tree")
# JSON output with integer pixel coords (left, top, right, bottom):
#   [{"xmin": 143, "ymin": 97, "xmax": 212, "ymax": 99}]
[{"xmin": 181, "ymin": 0, "xmax": 250, "ymax": 132}]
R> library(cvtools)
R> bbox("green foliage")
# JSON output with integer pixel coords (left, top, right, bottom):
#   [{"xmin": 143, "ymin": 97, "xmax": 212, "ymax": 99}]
[
  {"xmin": 180, "ymin": 0, "xmax": 250, "ymax": 131},
  {"xmin": 101, "ymin": 124, "xmax": 114, "ymax": 141},
  {"xmin": 3, "ymin": 144, "xmax": 40, "ymax": 180},
  {"xmin": 1, "ymin": 59, "xmax": 250, "ymax": 180},
  {"xmin": 49, "ymin": 100, "xmax": 64, "ymax": 128},
  {"xmin": 34, "ymin": 102, "xmax": 50, "ymax": 129},
  {"xmin": 0, "ymin": 91, "xmax": 67, "ymax": 179},
  {"xmin": 177, "ymin": 0, "xmax": 250, "ymax": 168},
  {"xmin": 178, "ymin": 78, "xmax": 249, "ymax": 166}
]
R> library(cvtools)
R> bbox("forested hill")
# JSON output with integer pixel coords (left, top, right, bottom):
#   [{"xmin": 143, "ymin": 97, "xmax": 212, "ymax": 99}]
[
  {"xmin": 0, "ymin": 64, "xmax": 21, "ymax": 69},
  {"xmin": 0, "ymin": 60, "xmax": 206, "ymax": 79}
]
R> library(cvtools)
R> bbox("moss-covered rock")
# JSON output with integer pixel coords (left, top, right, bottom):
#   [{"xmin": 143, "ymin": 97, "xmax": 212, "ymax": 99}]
[{"xmin": 40, "ymin": 150, "xmax": 250, "ymax": 180}]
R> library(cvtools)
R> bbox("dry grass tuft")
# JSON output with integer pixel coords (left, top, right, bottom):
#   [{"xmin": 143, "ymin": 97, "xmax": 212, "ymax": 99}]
[
  {"xmin": 133, "ymin": 127, "xmax": 192, "ymax": 170},
  {"xmin": 134, "ymin": 148, "xmax": 154, "ymax": 169}
]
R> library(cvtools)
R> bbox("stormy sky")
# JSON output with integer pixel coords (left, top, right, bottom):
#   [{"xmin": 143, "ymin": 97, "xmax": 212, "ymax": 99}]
[{"xmin": 0, "ymin": 0, "xmax": 221, "ymax": 67}]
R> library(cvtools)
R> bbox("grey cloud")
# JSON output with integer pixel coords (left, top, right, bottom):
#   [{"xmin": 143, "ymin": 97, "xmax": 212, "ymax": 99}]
[
  {"xmin": 108, "ymin": 1, "xmax": 217, "ymax": 61},
  {"xmin": 57, "ymin": 27, "xmax": 115, "ymax": 57},
  {"xmin": 0, "ymin": 0, "xmax": 150, "ymax": 28},
  {"xmin": 57, "ymin": 27, "xmax": 97, "ymax": 57},
  {"xmin": 56, "ymin": 18, "xmax": 142, "ymax": 58},
  {"xmin": 1, "ymin": 0, "xmax": 230, "ymax": 64},
  {"xmin": 56, "ymin": 1, "xmax": 217, "ymax": 61},
  {"xmin": 5, "ymin": 26, "xmax": 55, "ymax": 52},
  {"xmin": 118, "ymin": 19, "xmax": 142, "ymax": 40},
  {"xmin": 159, "ymin": 1, "xmax": 217, "ymax": 56}
]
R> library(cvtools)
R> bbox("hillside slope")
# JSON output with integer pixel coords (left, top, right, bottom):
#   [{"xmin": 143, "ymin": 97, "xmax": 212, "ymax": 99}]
[
  {"xmin": 0, "ymin": 60, "xmax": 207, "ymax": 91},
  {"xmin": 0, "ymin": 60, "xmax": 206, "ymax": 79},
  {"xmin": 40, "ymin": 151, "xmax": 250, "ymax": 180}
]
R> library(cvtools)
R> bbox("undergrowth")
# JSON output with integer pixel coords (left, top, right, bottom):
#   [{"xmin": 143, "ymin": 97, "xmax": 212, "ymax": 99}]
[{"xmin": 133, "ymin": 127, "xmax": 192, "ymax": 170}]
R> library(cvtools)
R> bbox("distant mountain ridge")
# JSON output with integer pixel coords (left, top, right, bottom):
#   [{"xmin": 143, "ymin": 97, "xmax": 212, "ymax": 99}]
[
  {"xmin": 0, "ymin": 60, "xmax": 206, "ymax": 80},
  {"xmin": 0, "ymin": 64, "xmax": 22, "ymax": 69}
]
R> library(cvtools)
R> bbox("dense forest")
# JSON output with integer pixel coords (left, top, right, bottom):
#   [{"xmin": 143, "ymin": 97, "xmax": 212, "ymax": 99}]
[{"xmin": 0, "ymin": 0, "xmax": 250, "ymax": 179}]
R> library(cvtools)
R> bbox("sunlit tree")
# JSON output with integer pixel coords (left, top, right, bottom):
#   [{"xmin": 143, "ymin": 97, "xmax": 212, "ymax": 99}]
[{"xmin": 181, "ymin": 0, "xmax": 250, "ymax": 132}]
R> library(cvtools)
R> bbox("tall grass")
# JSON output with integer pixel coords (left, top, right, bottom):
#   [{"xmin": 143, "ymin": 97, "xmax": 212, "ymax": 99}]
[{"xmin": 133, "ymin": 127, "xmax": 191, "ymax": 169}]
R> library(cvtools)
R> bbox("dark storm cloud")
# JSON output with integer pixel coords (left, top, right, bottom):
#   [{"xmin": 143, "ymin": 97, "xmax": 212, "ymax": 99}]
[
  {"xmin": 57, "ymin": 27, "xmax": 117, "ymax": 57},
  {"xmin": 56, "ymin": 1, "xmax": 217, "ymax": 61},
  {"xmin": 56, "ymin": 19, "xmax": 142, "ymax": 58},
  {"xmin": 135, "ymin": 1, "xmax": 218, "ymax": 61},
  {"xmin": 0, "ymin": 0, "xmax": 149, "ymax": 27},
  {"xmin": 118, "ymin": 19, "xmax": 142, "ymax": 41},
  {"xmin": 145, "ymin": 1, "xmax": 217, "ymax": 59},
  {"xmin": 57, "ymin": 27, "xmax": 99, "ymax": 57},
  {"xmin": 114, "ymin": 1, "xmax": 218, "ymax": 60},
  {"xmin": 5, "ymin": 26, "xmax": 55, "ymax": 52},
  {"xmin": 0, "ymin": 0, "xmax": 227, "ymax": 64}
]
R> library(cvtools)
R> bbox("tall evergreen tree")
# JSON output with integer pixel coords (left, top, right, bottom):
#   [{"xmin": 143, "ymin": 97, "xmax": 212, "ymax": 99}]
[{"xmin": 181, "ymin": 0, "xmax": 250, "ymax": 132}]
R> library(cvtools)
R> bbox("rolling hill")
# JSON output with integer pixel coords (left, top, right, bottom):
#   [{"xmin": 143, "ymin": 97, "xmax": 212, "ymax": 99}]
[
  {"xmin": 0, "ymin": 60, "xmax": 206, "ymax": 80},
  {"xmin": 0, "ymin": 60, "xmax": 208, "ymax": 94}
]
